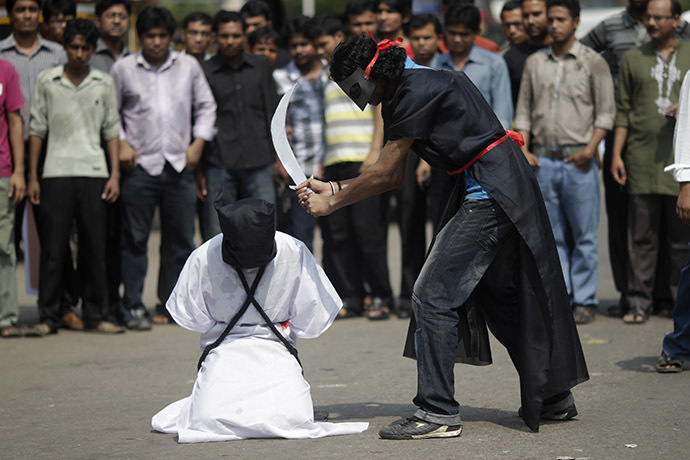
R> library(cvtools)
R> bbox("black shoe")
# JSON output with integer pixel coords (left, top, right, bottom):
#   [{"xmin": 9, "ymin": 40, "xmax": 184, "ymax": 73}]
[
  {"xmin": 378, "ymin": 416, "xmax": 462, "ymax": 440},
  {"xmin": 573, "ymin": 305, "xmax": 595, "ymax": 324},
  {"xmin": 520, "ymin": 392, "xmax": 578, "ymax": 421},
  {"xmin": 126, "ymin": 308, "xmax": 152, "ymax": 331}
]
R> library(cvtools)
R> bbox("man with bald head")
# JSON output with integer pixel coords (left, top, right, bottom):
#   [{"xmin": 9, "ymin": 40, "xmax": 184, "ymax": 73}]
[
  {"xmin": 610, "ymin": 0, "xmax": 690, "ymax": 325},
  {"xmin": 582, "ymin": 0, "xmax": 690, "ymax": 319}
]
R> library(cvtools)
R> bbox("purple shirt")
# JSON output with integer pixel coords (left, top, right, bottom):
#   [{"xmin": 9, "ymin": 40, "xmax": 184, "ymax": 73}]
[
  {"xmin": 110, "ymin": 51, "xmax": 216, "ymax": 176},
  {"xmin": 0, "ymin": 59, "xmax": 24, "ymax": 177}
]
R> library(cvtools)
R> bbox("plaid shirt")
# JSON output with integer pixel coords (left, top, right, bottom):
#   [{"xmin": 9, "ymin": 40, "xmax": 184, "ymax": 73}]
[{"xmin": 273, "ymin": 60, "xmax": 328, "ymax": 177}]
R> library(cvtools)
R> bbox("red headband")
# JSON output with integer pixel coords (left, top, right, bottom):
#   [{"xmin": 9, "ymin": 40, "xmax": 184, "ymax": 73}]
[{"xmin": 363, "ymin": 32, "xmax": 403, "ymax": 80}]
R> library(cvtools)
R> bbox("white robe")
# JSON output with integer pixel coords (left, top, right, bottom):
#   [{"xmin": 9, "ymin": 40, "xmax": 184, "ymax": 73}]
[{"xmin": 151, "ymin": 232, "xmax": 369, "ymax": 442}]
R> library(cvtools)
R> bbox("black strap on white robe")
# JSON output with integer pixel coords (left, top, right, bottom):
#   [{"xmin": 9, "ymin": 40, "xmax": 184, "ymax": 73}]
[{"xmin": 197, "ymin": 264, "xmax": 302, "ymax": 372}]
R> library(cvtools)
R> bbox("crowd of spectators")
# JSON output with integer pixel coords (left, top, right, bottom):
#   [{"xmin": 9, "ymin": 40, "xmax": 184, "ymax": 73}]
[{"xmin": 0, "ymin": 0, "xmax": 688, "ymax": 374}]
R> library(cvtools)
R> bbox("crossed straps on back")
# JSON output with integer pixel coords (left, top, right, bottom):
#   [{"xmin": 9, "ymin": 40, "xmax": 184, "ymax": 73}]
[{"xmin": 197, "ymin": 264, "xmax": 302, "ymax": 372}]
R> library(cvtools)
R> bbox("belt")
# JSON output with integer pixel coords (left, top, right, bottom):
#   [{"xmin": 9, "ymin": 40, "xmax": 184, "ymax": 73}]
[
  {"xmin": 532, "ymin": 144, "xmax": 587, "ymax": 160},
  {"xmin": 448, "ymin": 130, "xmax": 525, "ymax": 176}
]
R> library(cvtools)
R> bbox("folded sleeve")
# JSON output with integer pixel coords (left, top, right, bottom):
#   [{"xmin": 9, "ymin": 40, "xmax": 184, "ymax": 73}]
[{"xmin": 166, "ymin": 246, "xmax": 216, "ymax": 333}]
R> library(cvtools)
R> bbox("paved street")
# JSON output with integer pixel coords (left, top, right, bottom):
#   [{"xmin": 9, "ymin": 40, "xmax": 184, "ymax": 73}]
[{"xmin": 2, "ymin": 199, "xmax": 689, "ymax": 459}]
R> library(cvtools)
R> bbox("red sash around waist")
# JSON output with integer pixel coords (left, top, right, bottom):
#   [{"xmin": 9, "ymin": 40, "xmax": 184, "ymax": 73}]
[{"xmin": 448, "ymin": 130, "xmax": 525, "ymax": 176}]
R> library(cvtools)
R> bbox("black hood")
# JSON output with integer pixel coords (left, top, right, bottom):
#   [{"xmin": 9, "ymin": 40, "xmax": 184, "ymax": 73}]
[{"xmin": 214, "ymin": 189, "xmax": 277, "ymax": 269}]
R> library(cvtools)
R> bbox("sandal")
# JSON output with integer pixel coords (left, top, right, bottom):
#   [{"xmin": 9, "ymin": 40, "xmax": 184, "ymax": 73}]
[
  {"xmin": 656, "ymin": 351, "xmax": 683, "ymax": 373},
  {"xmin": 623, "ymin": 306, "xmax": 649, "ymax": 324},
  {"xmin": 23, "ymin": 323, "xmax": 55, "ymax": 337},
  {"xmin": 152, "ymin": 314, "xmax": 170, "ymax": 325},
  {"xmin": 0, "ymin": 326, "xmax": 22, "ymax": 338},
  {"xmin": 88, "ymin": 321, "xmax": 125, "ymax": 334},
  {"xmin": 367, "ymin": 298, "xmax": 390, "ymax": 321}
]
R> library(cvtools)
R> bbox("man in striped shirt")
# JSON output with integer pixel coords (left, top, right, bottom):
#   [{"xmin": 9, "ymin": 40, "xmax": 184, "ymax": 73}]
[{"xmin": 305, "ymin": 15, "xmax": 393, "ymax": 320}]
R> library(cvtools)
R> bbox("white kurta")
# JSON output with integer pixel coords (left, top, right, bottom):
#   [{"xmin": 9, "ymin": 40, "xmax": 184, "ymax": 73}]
[
  {"xmin": 668, "ymin": 70, "xmax": 690, "ymax": 182},
  {"xmin": 151, "ymin": 232, "xmax": 368, "ymax": 442}
]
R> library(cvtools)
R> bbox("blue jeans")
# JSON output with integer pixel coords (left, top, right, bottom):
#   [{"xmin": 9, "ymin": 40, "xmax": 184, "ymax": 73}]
[
  {"xmin": 120, "ymin": 164, "xmax": 196, "ymax": 318},
  {"xmin": 412, "ymin": 199, "xmax": 515, "ymax": 424},
  {"xmin": 200, "ymin": 164, "xmax": 276, "ymax": 242},
  {"xmin": 534, "ymin": 154, "xmax": 600, "ymax": 307},
  {"xmin": 663, "ymin": 243, "xmax": 690, "ymax": 361}
]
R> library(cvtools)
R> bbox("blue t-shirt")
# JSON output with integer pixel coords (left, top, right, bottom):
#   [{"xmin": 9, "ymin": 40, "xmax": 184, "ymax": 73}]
[{"xmin": 403, "ymin": 57, "xmax": 491, "ymax": 201}]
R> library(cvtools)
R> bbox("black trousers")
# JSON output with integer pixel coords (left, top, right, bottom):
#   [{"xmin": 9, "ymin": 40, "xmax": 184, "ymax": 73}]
[
  {"xmin": 398, "ymin": 152, "xmax": 453, "ymax": 309},
  {"xmin": 38, "ymin": 177, "xmax": 107, "ymax": 329},
  {"xmin": 321, "ymin": 162, "xmax": 392, "ymax": 310}
]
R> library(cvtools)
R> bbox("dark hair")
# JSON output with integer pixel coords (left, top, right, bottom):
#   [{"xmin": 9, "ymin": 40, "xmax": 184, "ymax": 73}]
[
  {"xmin": 184, "ymin": 11, "xmax": 213, "ymax": 29},
  {"xmin": 501, "ymin": 0, "xmax": 522, "ymax": 15},
  {"xmin": 345, "ymin": 0, "xmax": 377, "ymax": 17},
  {"xmin": 6, "ymin": 0, "xmax": 42, "ymax": 15},
  {"xmin": 95, "ymin": 0, "xmax": 132, "ymax": 17},
  {"xmin": 43, "ymin": 0, "xmax": 75, "ymax": 22},
  {"xmin": 240, "ymin": 0, "xmax": 272, "ymax": 21},
  {"xmin": 247, "ymin": 25, "xmax": 282, "ymax": 48},
  {"xmin": 378, "ymin": 0, "xmax": 412, "ymax": 17},
  {"xmin": 520, "ymin": 0, "xmax": 545, "ymax": 6},
  {"xmin": 213, "ymin": 10, "xmax": 245, "ymax": 33},
  {"xmin": 331, "ymin": 34, "xmax": 406, "ymax": 85},
  {"xmin": 282, "ymin": 15, "xmax": 310, "ymax": 42},
  {"xmin": 444, "ymin": 4, "xmax": 480, "ymax": 33},
  {"xmin": 303, "ymin": 14, "xmax": 347, "ymax": 40},
  {"xmin": 136, "ymin": 6, "xmax": 176, "ymax": 37},
  {"xmin": 673, "ymin": 0, "xmax": 683, "ymax": 16},
  {"xmin": 546, "ymin": 0, "xmax": 580, "ymax": 19},
  {"xmin": 63, "ymin": 18, "xmax": 100, "ymax": 47},
  {"xmin": 404, "ymin": 14, "xmax": 442, "ymax": 36},
  {"xmin": 443, "ymin": 0, "xmax": 475, "ymax": 5}
]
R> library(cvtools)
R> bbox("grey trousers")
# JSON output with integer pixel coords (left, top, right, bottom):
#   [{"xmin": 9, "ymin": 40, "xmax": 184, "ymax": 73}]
[
  {"xmin": 627, "ymin": 194, "xmax": 690, "ymax": 311},
  {"xmin": 0, "ymin": 177, "xmax": 18, "ymax": 327}
]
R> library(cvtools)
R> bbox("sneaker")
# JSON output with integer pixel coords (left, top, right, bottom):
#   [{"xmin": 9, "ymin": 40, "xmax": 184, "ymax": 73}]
[
  {"xmin": 378, "ymin": 416, "xmax": 462, "ymax": 440},
  {"xmin": 126, "ymin": 308, "xmax": 152, "ymax": 331}
]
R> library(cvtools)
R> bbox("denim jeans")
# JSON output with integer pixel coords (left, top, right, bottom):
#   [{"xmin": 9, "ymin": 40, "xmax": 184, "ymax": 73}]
[
  {"xmin": 120, "ymin": 164, "xmax": 196, "ymax": 318},
  {"xmin": 663, "ymin": 243, "xmax": 690, "ymax": 361},
  {"xmin": 534, "ymin": 154, "xmax": 599, "ymax": 307},
  {"xmin": 200, "ymin": 164, "xmax": 276, "ymax": 242},
  {"xmin": 411, "ymin": 199, "xmax": 515, "ymax": 424}
]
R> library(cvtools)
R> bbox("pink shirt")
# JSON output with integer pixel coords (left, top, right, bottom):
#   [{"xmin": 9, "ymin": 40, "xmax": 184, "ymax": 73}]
[{"xmin": 0, "ymin": 59, "xmax": 24, "ymax": 177}]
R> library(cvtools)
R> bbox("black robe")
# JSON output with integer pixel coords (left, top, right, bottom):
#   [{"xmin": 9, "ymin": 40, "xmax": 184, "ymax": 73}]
[{"xmin": 383, "ymin": 69, "xmax": 589, "ymax": 432}]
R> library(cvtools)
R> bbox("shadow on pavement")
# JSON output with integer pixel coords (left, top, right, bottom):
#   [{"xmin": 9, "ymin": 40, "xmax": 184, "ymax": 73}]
[
  {"xmin": 316, "ymin": 402, "xmax": 528, "ymax": 432},
  {"xmin": 615, "ymin": 355, "xmax": 659, "ymax": 373}
]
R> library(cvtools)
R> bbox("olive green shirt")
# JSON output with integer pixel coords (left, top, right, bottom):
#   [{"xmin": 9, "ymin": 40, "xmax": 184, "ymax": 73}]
[{"xmin": 615, "ymin": 40, "xmax": 690, "ymax": 196}]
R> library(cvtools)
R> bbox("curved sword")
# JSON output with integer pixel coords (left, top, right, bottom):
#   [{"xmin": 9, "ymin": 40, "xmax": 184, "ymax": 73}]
[{"xmin": 271, "ymin": 83, "xmax": 309, "ymax": 189}]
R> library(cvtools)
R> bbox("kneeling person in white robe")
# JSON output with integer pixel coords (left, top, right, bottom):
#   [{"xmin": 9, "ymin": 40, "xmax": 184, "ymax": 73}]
[{"xmin": 151, "ymin": 194, "xmax": 369, "ymax": 442}]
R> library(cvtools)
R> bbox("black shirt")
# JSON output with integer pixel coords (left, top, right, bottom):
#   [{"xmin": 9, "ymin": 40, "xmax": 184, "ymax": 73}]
[
  {"xmin": 382, "ymin": 69, "xmax": 505, "ymax": 172},
  {"xmin": 503, "ymin": 41, "xmax": 549, "ymax": 107},
  {"xmin": 202, "ymin": 52, "xmax": 279, "ymax": 170}
]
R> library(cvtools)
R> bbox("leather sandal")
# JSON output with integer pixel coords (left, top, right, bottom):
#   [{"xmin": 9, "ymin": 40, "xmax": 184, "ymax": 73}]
[
  {"xmin": 656, "ymin": 351, "xmax": 683, "ymax": 373},
  {"xmin": 623, "ymin": 306, "xmax": 649, "ymax": 324},
  {"xmin": 0, "ymin": 326, "xmax": 22, "ymax": 338}
]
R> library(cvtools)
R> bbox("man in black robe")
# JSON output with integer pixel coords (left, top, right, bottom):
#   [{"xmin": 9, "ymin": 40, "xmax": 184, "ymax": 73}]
[{"xmin": 297, "ymin": 34, "xmax": 588, "ymax": 440}]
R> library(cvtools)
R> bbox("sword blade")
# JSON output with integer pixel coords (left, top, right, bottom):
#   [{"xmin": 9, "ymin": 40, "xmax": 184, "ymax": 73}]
[{"xmin": 271, "ymin": 83, "xmax": 308, "ymax": 187}]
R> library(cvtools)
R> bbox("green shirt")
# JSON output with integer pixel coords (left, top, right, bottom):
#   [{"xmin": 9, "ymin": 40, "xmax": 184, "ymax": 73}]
[
  {"xmin": 615, "ymin": 40, "xmax": 690, "ymax": 196},
  {"xmin": 29, "ymin": 66, "xmax": 120, "ymax": 179}
]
